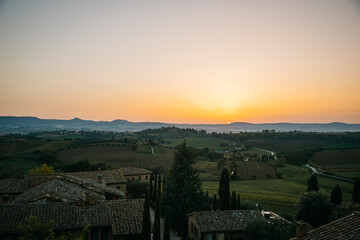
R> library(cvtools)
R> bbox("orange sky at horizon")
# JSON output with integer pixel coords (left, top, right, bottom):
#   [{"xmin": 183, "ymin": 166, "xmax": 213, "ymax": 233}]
[{"xmin": 0, "ymin": 0, "xmax": 360, "ymax": 124}]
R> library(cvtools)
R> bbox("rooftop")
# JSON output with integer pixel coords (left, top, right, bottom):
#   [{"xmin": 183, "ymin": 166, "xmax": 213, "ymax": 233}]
[
  {"xmin": 0, "ymin": 179, "xmax": 29, "ymax": 194},
  {"xmin": 302, "ymin": 212, "xmax": 360, "ymax": 240},
  {"xmin": 119, "ymin": 167, "xmax": 152, "ymax": 176},
  {"xmin": 189, "ymin": 210, "xmax": 264, "ymax": 233},
  {"xmin": 15, "ymin": 175, "xmax": 124, "ymax": 204},
  {"xmin": 64, "ymin": 169, "xmax": 127, "ymax": 184},
  {"xmin": 0, "ymin": 199, "xmax": 144, "ymax": 235}
]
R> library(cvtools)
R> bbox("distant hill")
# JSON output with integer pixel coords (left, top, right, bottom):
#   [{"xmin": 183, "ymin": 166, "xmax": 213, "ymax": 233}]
[{"xmin": 0, "ymin": 116, "xmax": 359, "ymax": 134}]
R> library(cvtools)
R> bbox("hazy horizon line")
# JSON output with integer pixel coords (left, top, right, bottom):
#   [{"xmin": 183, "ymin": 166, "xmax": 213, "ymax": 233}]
[{"xmin": 1, "ymin": 115, "xmax": 359, "ymax": 125}]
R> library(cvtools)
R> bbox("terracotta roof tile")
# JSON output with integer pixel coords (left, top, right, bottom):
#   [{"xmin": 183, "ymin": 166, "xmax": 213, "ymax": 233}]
[
  {"xmin": 15, "ymin": 175, "xmax": 124, "ymax": 204},
  {"xmin": 190, "ymin": 210, "xmax": 264, "ymax": 233},
  {"xmin": 0, "ymin": 199, "xmax": 144, "ymax": 235},
  {"xmin": 119, "ymin": 167, "xmax": 152, "ymax": 176},
  {"xmin": 0, "ymin": 179, "xmax": 29, "ymax": 194},
  {"xmin": 303, "ymin": 212, "xmax": 360, "ymax": 240},
  {"xmin": 65, "ymin": 169, "xmax": 127, "ymax": 184}
]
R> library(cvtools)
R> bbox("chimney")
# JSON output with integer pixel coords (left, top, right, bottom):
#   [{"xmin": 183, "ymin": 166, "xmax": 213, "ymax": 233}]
[
  {"xmin": 296, "ymin": 220, "xmax": 307, "ymax": 239},
  {"xmin": 97, "ymin": 174, "xmax": 103, "ymax": 184}
]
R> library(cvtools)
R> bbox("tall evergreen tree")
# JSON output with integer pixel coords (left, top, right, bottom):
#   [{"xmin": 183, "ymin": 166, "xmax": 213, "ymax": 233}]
[
  {"xmin": 219, "ymin": 168, "xmax": 230, "ymax": 210},
  {"xmin": 142, "ymin": 190, "xmax": 151, "ymax": 240},
  {"xmin": 162, "ymin": 141, "xmax": 207, "ymax": 236},
  {"xmin": 236, "ymin": 194, "xmax": 241, "ymax": 210},
  {"xmin": 307, "ymin": 174, "xmax": 319, "ymax": 192},
  {"xmin": 163, "ymin": 207, "xmax": 170, "ymax": 240},
  {"xmin": 158, "ymin": 174, "xmax": 162, "ymax": 198},
  {"xmin": 353, "ymin": 179, "xmax": 360, "ymax": 203},
  {"xmin": 330, "ymin": 184, "xmax": 342, "ymax": 206},
  {"xmin": 153, "ymin": 198, "xmax": 161, "ymax": 240},
  {"xmin": 153, "ymin": 173, "xmax": 158, "ymax": 202},
  {"xmin": 230, "ymin": 191, "xmax": 237, "ymax": 210},
  {"xmin": 163, "ymin": 175, "xmax": 166, "ymax": 192},
  {"xmin": 149, "ymin": 174, "xmax": 153, "ymax": 201},
  {"xmin": 213, "ymin": 194, "xmax": 217, "ymax": 210}
]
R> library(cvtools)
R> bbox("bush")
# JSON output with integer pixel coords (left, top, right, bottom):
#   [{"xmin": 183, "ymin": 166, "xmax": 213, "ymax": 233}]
[{"xmin": 127, "ymin": 182, "xmax": 148, "ymax": 198}]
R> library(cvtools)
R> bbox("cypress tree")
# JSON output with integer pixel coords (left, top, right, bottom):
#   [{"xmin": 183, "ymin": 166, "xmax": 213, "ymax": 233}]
[
  {"xmin": 307, "ymin": 174, "xmax": 319, "ymax": 192},
  {"xmin": 163, "ymin": 207, "xmax": 170, "ymax": 240},
  {"xmin": 163, "ymin": 175, "xmax": 166, "ymax": 192},
  {"xmin": 162, "ymin": 141, "xmax": 206, "ymax": 236},
  {"xmin": 330, "ymin": 184, "xmax": 342, "ymax": 206},
  {"xmin": 218, "ymin": 168, "xmax": 230, "ymax": 210},
  {"xmin": 153, "ymin": 198, "xmax": 161, "ymax": 240},
  {"xmin": 153, "ymin": 173, "xmax": 158, "ymax": 202},
  {"xmin": 230, "ymin": 191, "xmax": 237, "ymax": 210},
  {"xmin": 353, "ymin": 179, "xmax": 360, "ymax": 203},
  {"xmin": 142, "ymin": 190, "xmax": 151, "ymax": 240},
  {"xmin": 158, "ymin": 174, "xmax": 162, "ymax": 198},
  {"xmin": 213, "ymin": 194, "xmax": 217, "ymax": 210},
  {"xmin": 149, "ymin": 174, "xmax": 153, "ymax": 201},
  {"xmin": 236, "ymin": 194, "xmax": 241, "ymax": 210}
]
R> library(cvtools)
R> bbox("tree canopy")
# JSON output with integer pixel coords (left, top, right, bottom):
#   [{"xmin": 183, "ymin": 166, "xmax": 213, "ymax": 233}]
[
  {"xmin": 162, "ymin": 141, "xmax": 208, "ymax": 236},
  {"xmin": 307, "ymin": 174, "xmax": 319, "ymax": 192},
  {"xmin": 296, "ymin": 192, "xmax": 332, "ymax": 228},
  {"xmin": 330, "ymin": 184, "xmax": 342, "ymax": 206},
  {"xmin": 218, "ymin": 168, "xmax": 230, "ymax": 210}
]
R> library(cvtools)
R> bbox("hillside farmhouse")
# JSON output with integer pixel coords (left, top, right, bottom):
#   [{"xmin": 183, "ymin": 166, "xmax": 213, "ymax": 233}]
[{"xmin": 119, "ymin": 167, "xmax": 152, "ymax": 183}]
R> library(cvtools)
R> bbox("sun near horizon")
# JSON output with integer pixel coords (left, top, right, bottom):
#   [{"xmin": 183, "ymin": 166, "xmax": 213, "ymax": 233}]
[{"xmin": 0, "ymin": 0, "xmax": 360, "ymax": 124}]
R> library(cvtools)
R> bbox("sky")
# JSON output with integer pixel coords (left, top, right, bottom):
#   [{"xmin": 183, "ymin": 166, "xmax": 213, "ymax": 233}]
[{"xmin": 0, "ymin": 0, "xmax": 359, "ymax": 124}]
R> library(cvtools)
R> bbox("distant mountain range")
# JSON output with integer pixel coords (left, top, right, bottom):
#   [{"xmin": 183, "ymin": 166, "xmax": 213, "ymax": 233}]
[{"xmin": 0, "ymin": 116, "xmax": 359, "ymax": 134}]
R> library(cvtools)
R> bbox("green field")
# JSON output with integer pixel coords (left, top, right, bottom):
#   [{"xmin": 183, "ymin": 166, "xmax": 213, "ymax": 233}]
[
  {"xmin": 57, "ymin": 145, "xmax": 175, "ymax": 171},
  {"xmin": 162, "ymin": 137, "xmax": 231, "ymax": 148},
  {"xmin": 243, "ymin": 139, "xmax": 333, "ymax": 152},
  {"xmin": 201, "ymin": 163, "xmax": 356, "ymax": 216},
  {"xmin": 195, "ymin": 160, "xmax": 277, "ymax": 180},
  {"xmin": 309, "ymin": 149, "xmax": 360, "ymax": 179}
]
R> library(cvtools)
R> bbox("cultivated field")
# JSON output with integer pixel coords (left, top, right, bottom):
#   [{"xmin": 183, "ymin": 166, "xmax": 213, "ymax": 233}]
[
  {"xmin": 243, "ymin": 139, "xmax": 334, "ymax": 152},
  {"xmin": 194, "ymin": 160, "xmax": 277, "ymax": 180},
  {"xmin": 309, "ymin": 149, "xmax": 360, "ymax": 178},
  {"xmin": 56, "ymin": 145, "xmax": 175, "ymax": 171},
  {"xmin": 162, "ymin": 137, "xmax": 231, "ymax": 148}
]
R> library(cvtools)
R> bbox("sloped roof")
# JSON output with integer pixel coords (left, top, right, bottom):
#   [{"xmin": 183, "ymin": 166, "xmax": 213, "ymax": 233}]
[
  {"xmin": 119, "ymin": 167, "xmax": 152, "ymax": 176},
  {"xmin": 14, "ymin": 178, "xmax": 105, "ymax": 204},
  {"xmin": 65, "ymin": 169, "xmax": 127, "ymax": 184},
  {"xmin": 302, "ymin": 212, "xmax": 360, "ymax": 240},
  {"xmin": 0, "ymin": 179, "xmax": 29, "ymax": 194},
  {"xmin": 15, "ymin": 175, "xmax": 124, "ymax": 204},
  {"xmin": 189, "ymin": 210, "xmax": 264, "ymax": 233},
  {"xmin": 0, "ymin": 199, "xmax": 144, "ymax": 235}
]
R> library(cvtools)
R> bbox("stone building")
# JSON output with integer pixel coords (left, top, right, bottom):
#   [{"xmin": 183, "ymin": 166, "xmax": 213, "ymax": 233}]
[
  {"xmin": 0, "ymin": 199, "xmax": 144, "ymax": 240},
  {"xmin": 187, "ymin": 210, "xmax": 265, "ymax": 240},
  {"xmin": 0, "ymin": 179, "xmax": 29, "ymax": 204},
  {"xmin": 119, "ymin": 167, "xmax": 152, "ymax": 183}
]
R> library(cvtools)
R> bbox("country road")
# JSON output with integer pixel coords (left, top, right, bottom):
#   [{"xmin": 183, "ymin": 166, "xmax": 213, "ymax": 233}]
[{"xmin": 302, "ymin": 164, "xmax": 354, "ymax": 183}]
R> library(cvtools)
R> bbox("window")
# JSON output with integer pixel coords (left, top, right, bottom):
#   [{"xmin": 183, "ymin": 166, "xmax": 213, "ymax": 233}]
[
  {"xmin": 191, "ymin": 223, "xmax": 194, "ymax": 233},
  {"xmin": 145, "ymin": 176, "xmax": 148, "ymax": 180},
  {"xmin": 91, "ymin": 229, "xmax": 98, "ymax": 240},
  {"xmin": 101, "ymin": 228, "xmax": 108, "ymax": 240},
  {"xmin": 138, "ymin": 176, "xmax": 141, "ymax": 180},
  {"xmin": 117, "ymin": 186, "xmax": 121, "ymax": 190}
]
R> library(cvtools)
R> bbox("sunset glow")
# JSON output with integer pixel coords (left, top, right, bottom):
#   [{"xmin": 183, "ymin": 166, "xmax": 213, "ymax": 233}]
[{"xmin": 0, "ymin": 0, "xmax": 360, "ymax": 123}]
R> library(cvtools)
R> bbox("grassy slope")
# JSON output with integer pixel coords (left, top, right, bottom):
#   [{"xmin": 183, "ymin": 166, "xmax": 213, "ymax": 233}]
[
  {"xmin": 202, "ymin": 163, "xmax": 355, "ymax": 216},
  {"xmin": 309, "ymin": 149, "xmax": 360, "ymax": 178}
]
